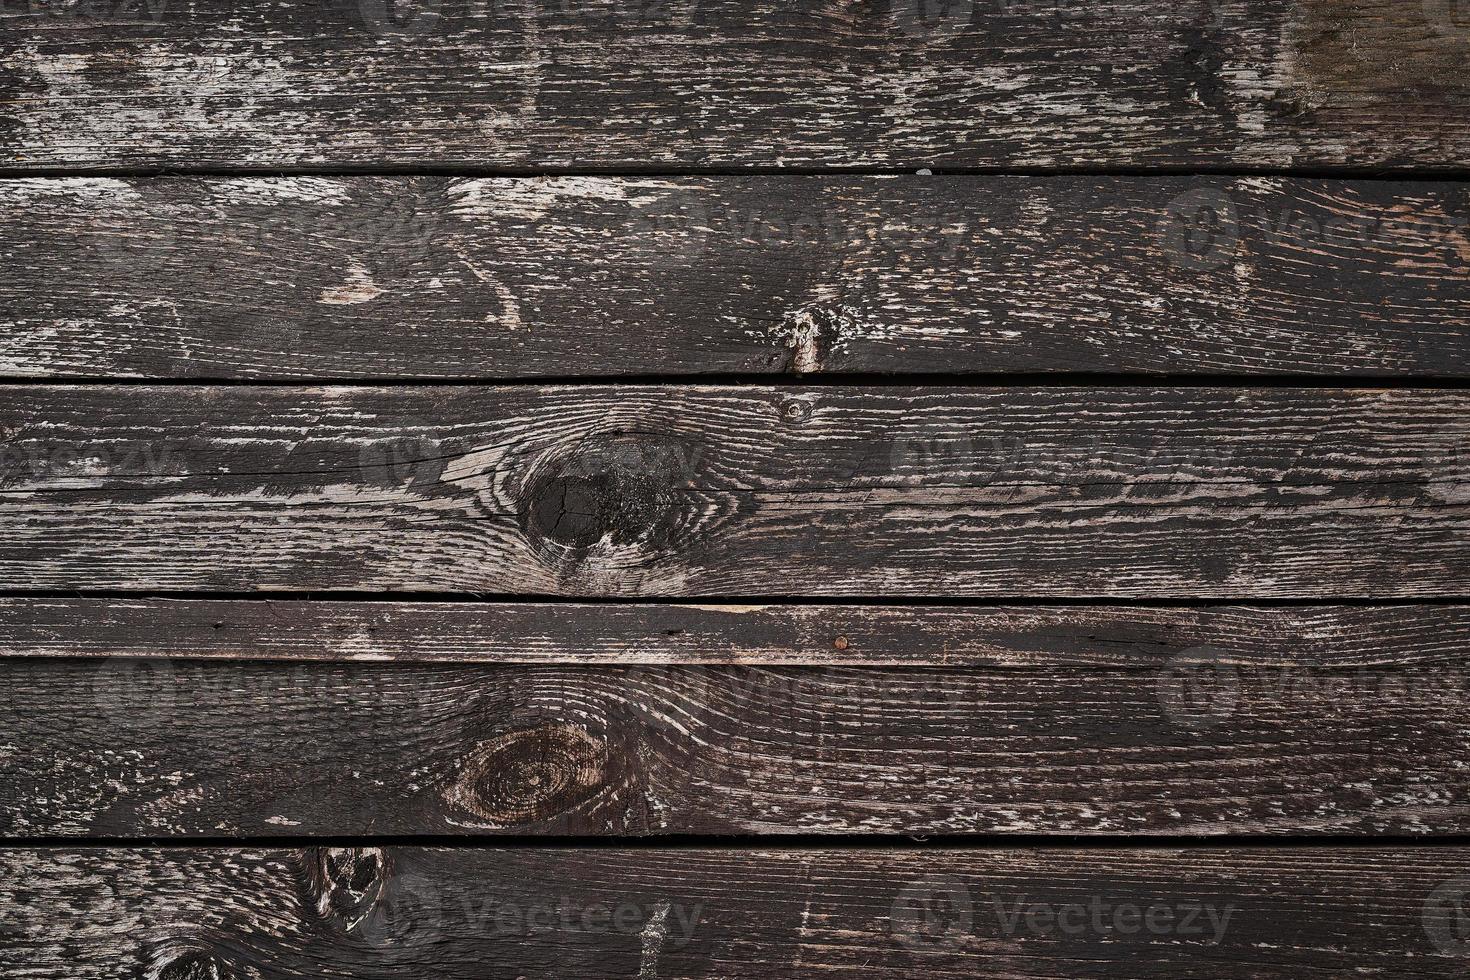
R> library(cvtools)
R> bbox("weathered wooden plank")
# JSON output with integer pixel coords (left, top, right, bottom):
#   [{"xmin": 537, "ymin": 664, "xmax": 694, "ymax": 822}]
[
  {"xmin": 5, "ymin": 657, "xmax": 1467, "ymax": 835},
  {"xmin": 0, "ymin": 385, "xmax": 1464, "ymax": 596},
  {"xmin": 1, "ymin": 0, "xmax": 1468, "ymax": 169},
  {"xmin": 3, "ymin": 176, "xmax": 1468, "ymax": 379},
  {"xmin": 3, "ymin": 846, "xmax": 1467, "ymax": 977},
  {"xmin": 4, "ymin": 598, "xmax": 1468, "ymax": 667}
]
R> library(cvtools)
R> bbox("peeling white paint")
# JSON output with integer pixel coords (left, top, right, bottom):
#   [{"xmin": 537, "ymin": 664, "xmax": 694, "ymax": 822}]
[
  {"xmin": 319, "ymin": 261, "xmax": 385, "ymax": 305},
  {"xmin": 637, "ymin": 900, "xmax": 672, "ymax": 980},
  {"xmin": 0, "ymin": 178, "xmax": 140, "ymax": 204},
  {"xmin": 447, "ymin": 177, "xmax": 685, "ymax": 222},
  {"xmin": 213, "ymin": 178, "xmax": 352, "ymax": 206}
]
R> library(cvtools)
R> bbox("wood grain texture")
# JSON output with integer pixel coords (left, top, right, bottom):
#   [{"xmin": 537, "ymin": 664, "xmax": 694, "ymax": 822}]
[
  {"xmin": 1, "ymin": 0, "xmax": 1469, "ymax": 170},
  {"xmin": 0, "ymin": 385, "xmax": 1464, "ymax": 596},
  {"xmin": 4, "ymin": 846, "xmax": 1468, "ymax": 977},
  {"xmin": 4, "ymin": 598, "xmax": 1470, "ymax": 667},
  {"xmin": 5, "ymin": 656, "xmax": 1467, "ymax": 835},
  {"xmin": 2, "ymin": 176, "xmax": 1468, "ymax": 379}
]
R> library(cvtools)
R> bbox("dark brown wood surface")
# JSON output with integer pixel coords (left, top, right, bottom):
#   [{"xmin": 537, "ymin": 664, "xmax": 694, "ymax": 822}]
[
  {"xmin": 0, "ymin": 385, "xmax": 1463, "ymax": 595},
  {"xmin": 4, "ymin": 846, "xmax": 1467, "ymax": 978},
  {"xmin": 7, "ymin": 655, "xmax": 1466, "ymax": 835},
  {"xmin": 5, "ymin": 597, "xmax": 1468, "ymax": 666},
  {"xmin": 4, "ymin": 1, "xmax": 1468, "ymax": 970},
  {"xmin": 2, "ymin": 0, "xmax": 1469, "ymax": 170},
  {"xmin": 2, "ymin": 176, "xmax": 1467, "ymax": 379}
]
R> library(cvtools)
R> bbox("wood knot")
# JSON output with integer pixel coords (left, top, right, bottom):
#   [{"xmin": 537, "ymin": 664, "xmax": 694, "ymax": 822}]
[
  {"xmin": 776, "ymin": 394, "xmax": 815, "ymax": 424},
  {"xmin": 519, "ymin": 431, "xmax": 699, "ymax": 558},
  {"xmin": 773, "ymin": 305, "xmax": 865, "ymax": 373},
  {"xmin": 446, "ymin": 725, "xmax": 608, "ymax": 827},
  {"xmin": 307, "ymin": 846, "xmax": 389, "ymax": 926}
]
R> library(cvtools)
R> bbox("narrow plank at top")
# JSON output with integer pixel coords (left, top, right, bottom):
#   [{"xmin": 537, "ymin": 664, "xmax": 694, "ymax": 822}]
[{"xmin": 1, "ymin": 0, "xmax": 1468, "ymax": 170}]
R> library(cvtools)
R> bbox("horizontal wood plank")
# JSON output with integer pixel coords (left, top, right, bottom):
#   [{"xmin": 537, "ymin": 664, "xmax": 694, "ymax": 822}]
[
  {"xmin": 5, "ymin": 657, "xmax": 1468, "ymax": 835},
  {"xmin": 2, "ymin": 1, "xmax": 1469, "ymax": 169},
  {"xmin": 3, "ymin": 846, "xmax": 1467, "ymax": 977},
  {"xmin": 0, "ymin": 385, "xmax": 1464, "ymax": 596},
  {"xmin": 4, "ymin": 598, "xmax": 1469, "ymax": 667},
  {"xmin": 3, "ymin": 176, "xmax": 1468, "ymax": 378}
]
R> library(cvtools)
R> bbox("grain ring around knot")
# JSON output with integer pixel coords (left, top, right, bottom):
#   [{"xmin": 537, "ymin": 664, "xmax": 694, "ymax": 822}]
[{"xmin": 445, "ymin": 725, "xmax": 609, "ymax": 827}]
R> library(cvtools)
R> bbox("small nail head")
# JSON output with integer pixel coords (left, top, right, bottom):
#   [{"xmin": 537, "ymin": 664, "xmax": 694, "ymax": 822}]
[{"xmin": 779, "ymin": 397, "xmax": 813, "ymax": 423}]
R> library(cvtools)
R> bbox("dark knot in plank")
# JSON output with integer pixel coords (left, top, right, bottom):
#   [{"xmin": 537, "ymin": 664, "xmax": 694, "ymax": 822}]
[
  {"xmin": 771, "ymin": 305, "xmax": 864, "ymax": 373},
  {"xmin": 307, "ymin": 846, "xmax": 389, "ymax": 926},
  {"xmin": 446, "ymin": 725, "xmax": 608, "ymax": 827},
  {"xmin": 304, "ymin": 847, "xmax": 444, "ymax": 952},
  {"xmin": 519, "ymin": 431, "xmax": 700, "ymax": 558}
]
